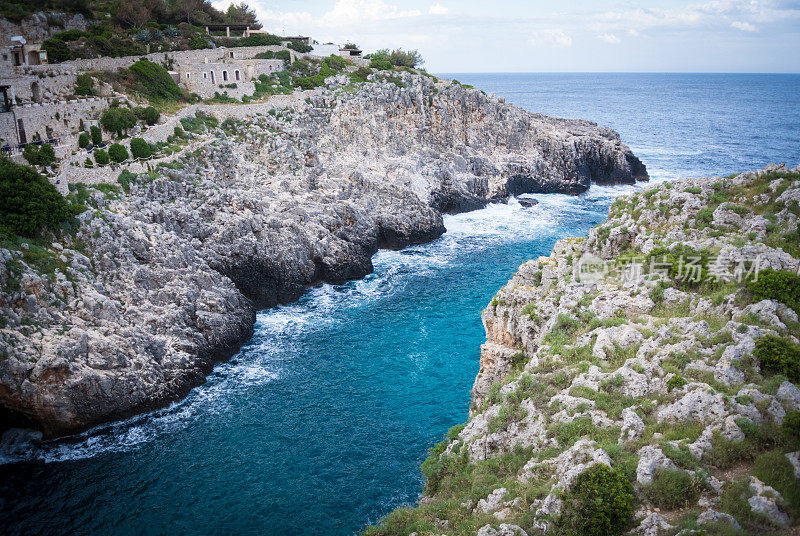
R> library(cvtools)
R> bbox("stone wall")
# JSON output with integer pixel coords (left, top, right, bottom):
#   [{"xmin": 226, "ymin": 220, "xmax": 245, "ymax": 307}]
[
  {"xmin": 176, "ymin": 59, "xmax": 284, "ymax": 98},
  {"xmin": 0, "ymin": 97, "xmax": 116, "ymax": 146}
]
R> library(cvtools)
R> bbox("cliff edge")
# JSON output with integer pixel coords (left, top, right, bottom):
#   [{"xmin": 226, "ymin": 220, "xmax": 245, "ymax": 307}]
[
  {"xmin": 0, "ymin": 73, "xmax": 646, "ymax": 437},
  {"xmin": 367, "ymin": 164, "xmax": 800, "ymax": 536}
]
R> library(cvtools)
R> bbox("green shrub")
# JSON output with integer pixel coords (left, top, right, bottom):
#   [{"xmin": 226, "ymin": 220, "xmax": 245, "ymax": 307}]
[
  {"xmin": 129, "ymin": 138, "xmax": 151, "ymax": 159},
  {"xmin": 287, "ymin": 41, "xmax": 313, "ymax": 53},
  {"xmin": 74, "ymin": 73, "xmax": 95, "ymax": 96},
  {"xmin": 369, "ymin": 58, "xmax": 393, "ymax": 71},
  {"xmin": 0, "ymin": 159, "xmax": 81, "ymax": 237},
  {"xmin": 350, "ymin": 66, "xmax": 372, "ymax": 83},
  {"xmin": 667, "ymin": 375, "xmax": 687, "ymax": 392},
  {"xmin": 90, "ymin": 125, "xmax": 102, "ymax": 145},
  {"xmin": 644, "ymin": 468, "xmax": 701, "ymax": 510},
  {"xmin": 556, "ymin": 464, "xmax": 635, "ymax": 536},
  {"xmin": 748, "ymin": 268, "xmax": 800, "ymax": 314},
  {"xmin": 100, "ymin": 107, "xmax": 137, "ymax": 137},
  {"xmin": 133, "ymin": 106, "xmax": 160, "ymax": 126},
  {"xmin": 784, "ymin": 410, "xmax": 800, "ymax": 441},
  {"xmin": 323, "ymin": 54, "xmax": 346, "ymax": 71},
  {"xmin": 22, "ymin": 144, "xmax": 56, "ymax": 166},
  {"xmin": 78, "ymin": 132, "xmax": 90, "ymax": 149},
  {"xmin": 753, "ymin": 335, "xmax": 800, "ymax": 381},
  {"xmin": 94, "ymin": 149, "xmax": 109, "ymax": 166},
  {"xmin": 108, "ymin": 143, "xmax": 128, "ymax": 163},
  {"xmin": 41, "ymin": 38, "xmax": 70, "ymax": 62},
  {"xmin": 128, "ymin": 59, "xmax": 183, "ymax": 101},
  {"xmin": 753, "ymin": 450, "xmax": 800, "ymax": 514}
]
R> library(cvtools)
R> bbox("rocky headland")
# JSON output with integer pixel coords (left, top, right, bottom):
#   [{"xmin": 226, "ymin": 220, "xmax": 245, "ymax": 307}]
[
  {"xmin": 366, "ymin": 164, "xmax": 800, "ymax": 536},
  {"xmin": 0, "ymin": 73, "xmax": 646, "ymax": 437}
]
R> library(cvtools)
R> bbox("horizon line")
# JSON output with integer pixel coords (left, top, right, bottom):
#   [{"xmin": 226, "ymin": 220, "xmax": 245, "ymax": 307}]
[{"xmin": 432, "ymin": 71, "xmax": 800, "ymax": 75}]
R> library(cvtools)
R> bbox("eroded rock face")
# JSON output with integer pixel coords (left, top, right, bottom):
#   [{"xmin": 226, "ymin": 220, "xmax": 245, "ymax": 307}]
[
  {"xmin": 0, "ymin": 74, "xmax": 646, "ymax": 437},
  {"xmin": 386, "ymin": 165, "xmax": 800, "ymax": 535}
]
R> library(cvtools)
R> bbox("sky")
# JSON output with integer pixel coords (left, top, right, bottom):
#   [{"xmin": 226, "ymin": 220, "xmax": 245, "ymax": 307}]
[{"xmin": 211, "ymin": 0, "xmax": 800, "ymax": 72}]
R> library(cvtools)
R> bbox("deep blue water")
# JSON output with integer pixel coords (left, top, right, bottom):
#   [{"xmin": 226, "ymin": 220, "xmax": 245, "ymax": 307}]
[{"xmin": 1, "ymin": 73, "xmax": 799, "ymax": 536}]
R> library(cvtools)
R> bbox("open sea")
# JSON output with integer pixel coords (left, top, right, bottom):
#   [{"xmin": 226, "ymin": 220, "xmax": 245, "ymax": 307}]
[{"xmin": 1, "ymin": 73, "xmax": 799, "ymax": 535}]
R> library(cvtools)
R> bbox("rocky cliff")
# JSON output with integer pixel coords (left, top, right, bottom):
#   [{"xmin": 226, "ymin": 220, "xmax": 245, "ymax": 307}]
[
  {"xmin": 367, "ymin": 164, "xmax": 800, "ymax": 536},
  {"xmin": 0, "ymin": 73, "xmax": 646, "ymax": 437}
]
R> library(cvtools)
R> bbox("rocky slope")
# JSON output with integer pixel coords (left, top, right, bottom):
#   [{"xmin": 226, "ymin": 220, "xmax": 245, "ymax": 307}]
[
  {"xmin": 368, "ymin": 164, "xmax": 800, "ymax": 536},
  {"xmin": 0, "ymin": 73, "xmax": 646, "ymax": 437}
]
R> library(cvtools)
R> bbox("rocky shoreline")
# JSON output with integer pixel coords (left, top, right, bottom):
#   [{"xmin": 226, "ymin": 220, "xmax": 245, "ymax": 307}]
[
  {"xmin": 367, "ymin": 164, "xmax": 800, "ymax": 536},
  {"xmin": 0, "ymin": 73, "xmax": 646, "ymax": 438}
]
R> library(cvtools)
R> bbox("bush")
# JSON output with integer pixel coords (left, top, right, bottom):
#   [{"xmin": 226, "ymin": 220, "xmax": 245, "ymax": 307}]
[
  {"xmin": 748, "ymin": 268, "xmax": 800, "ymax": 314},
  {"xmin": 90, "ymin": 125, "xmax": 102, "ymax": 145},
  {"xmin": 128, "ymin": 60, "xmax": 183, "ymax": 101},
  {"xmin": 753, "ymin": 335, "xmax": 800, "ymax": 382},
  {"xmin": 100, "ymin": 107, "xmax": 137, "ymax": 137},
  {"xmin": 753, "ymin": 450, "xmax": 800, "ymax": 513},
  {"xmin": 287, "ymin": 41, "xmax": 313, "ymax": 53},
  {"xmin": 0, "ymin": 159, "xmax": 81, "ymax": 237},
  {"xmin": 129, "ymin": 138, "xmax": 151, "ymax": 159},
  {"xmin": 41, "ymin": 38, "xmax": 70, "ymax": 63},
  {"xmin": 94, "ymin": 149, "xmax": 109, "ymax": 166},
  {"xmin": 74, "ymin": 73, "xmax": 95, "ymax": 96},
  {"xmin": 350, "ymin": 66, "xmax": 372, "ymax": 83},
  {"xmin": 666, "ymin": 375, "xmax": 687, "ymax": 392},
  {"xmin": 369, "ymin": 58, "xmax": 393, "ymax": 71},
  {"xmin": 133, "ymin": 106, "xmax": 160, "ymax": 126},
  {"xmin": 22, "ymin": 144, "xmax": 56, "ymax": 166},
  {"xmin": 323, "ymin": 54, "xmax": 346, "ymax": 71},
  {"xmin": 784, "ymin": 410, "xmax": 800, "ymax": 441},
  {"xmin": 78, "ymin": 133, "xmax": 90, "ymax": 149},
  {"xmin": 556, "ymin": 464, "xmax": 636, "ymax": 536},
  {"xmin": 644, "ymin": 468, "xmax": 701, "ymax": 510},
  {"xmin": 108, "ymin": 143, "xmax": 128, "ymax": 163}
]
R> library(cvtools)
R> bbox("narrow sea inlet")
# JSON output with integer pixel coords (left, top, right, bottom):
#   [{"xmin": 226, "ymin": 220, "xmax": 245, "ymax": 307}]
[{"xmin": 1, "ymin": 73, "xmax": 799, "ymax": 535}]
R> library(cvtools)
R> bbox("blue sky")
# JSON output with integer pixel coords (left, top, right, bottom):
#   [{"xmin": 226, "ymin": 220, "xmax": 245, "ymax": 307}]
[{"xmin": 212, "ymin": 0, "xmax": 800, "ymax": 72}]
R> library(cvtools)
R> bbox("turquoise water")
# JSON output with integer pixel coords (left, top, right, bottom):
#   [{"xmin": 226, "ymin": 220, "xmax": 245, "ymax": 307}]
[{"xmin": 1, "ymin": 74, "xmax": 799, "ymax": 535}]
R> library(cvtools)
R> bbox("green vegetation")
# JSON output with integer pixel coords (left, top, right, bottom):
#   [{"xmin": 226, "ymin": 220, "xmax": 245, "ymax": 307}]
[
  {"xmin": 0, "ymin": 159, "xmax": 83, "ymax": 238},
  {"xmin": 130, "ymin": 138, "xmax": 152, "ymax": 159},
  {"xmin": 74, "ymin": 73, "xmax": 95, "ymax": 96},
  {"xmin": 108, "ymin": 143, "xmax": 129, "ymax": 163},
  {"xmin": 753, "ymin": 450, "xmax": 800, "ymax": 515},
  {"xmin": 753, "ymin": 334, "xmax": 800, "ymax": 382},
  {"xmin": 747, "ymin": 268, "xmax": 800, "ymax": 315},
  {"xmin": 22, "ymin": 143, "xmax": 56, "ymax": 167},
  {"xmin": 90, "ymin": 125, "xmax": 102, "ymax": 145},
  {"xmin": 644, "ymin": 468, "xmax": 703, "ymax": 510},
  {"xmin": 556, "ymin": 464, "xmax": 635, "ymax": 536},
  {"xmin": 100, "ymin": 107, "xmax": 137, "ymax": 137},
  {"xmin": 94, "ymin": 148, "xmax": 109, "ymax": 166},
  {"xmin": 128, "ymin": 60, "xmax": 183, "ymax": 101},
  {"xmin": 133, "ymin": 106, "xmax": 160, "ymax": 126},
  {"xmin": 78, "ymin": 132, "xmax": 90, "ymax": 149},
  {"xmin": 369, "ymin": 48, "xmax": 424, "ymax": 68}
]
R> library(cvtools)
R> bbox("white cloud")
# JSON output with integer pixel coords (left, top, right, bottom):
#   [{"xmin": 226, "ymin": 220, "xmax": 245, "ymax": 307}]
[
  {"xmin": 429, "ymin": 3, "xmax": 449, "ymax": 15},
  {"xmin": 731, "ymin": 20, "xmax": 757, "ymax": 31},
  {"xmin": 322, "ymin": 0, "xmax": 421, "ymax": 27},
  {"xmin": 597, "ymin": 33, "xmax": 621, "ymax": 43},
  {"xmin": 529, "ymin": 29, "xmax": 573, "ymax": 47}
]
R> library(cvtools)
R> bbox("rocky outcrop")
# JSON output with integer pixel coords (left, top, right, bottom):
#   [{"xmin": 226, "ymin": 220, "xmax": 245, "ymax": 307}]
[
  {"xmin": 0, "ymin": 74, "xmax": 645, "ymax": 437},
  {"xmin": 370, "ymin": 164, "xmax": 800, "ymax": 535}
]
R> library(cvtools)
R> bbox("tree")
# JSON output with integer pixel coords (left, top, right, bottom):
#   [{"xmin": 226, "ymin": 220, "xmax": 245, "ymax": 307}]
[
  {"xmin": 94, "ymin": 149, "xmax": 110, "ymax": 166},
  {"xmin": 108, "ymin": 143, "xmax": 129, "ymax": 163},
  {"xmin": 130, "ymin": 138, "xmax": 152, "ymax": 159},
  {"xmin": 78, "ymin": 133, "xmax": 90, "ymax": 149},
  {"xmin": 101, "ymin": 108, "xmax": 137, "ymax": 137},
  {"xmin": 0, "ymin": 158, "xmax": 80, "ymax": 238},
  {"xmin": 117, "ymin": 1, "xmax": 152, "ymax": 28},
  {"xmin": 90, "ymin": 125, "xmax": 102, "ymax": 145},
  {"xmin": 22, "ymin": 144, "xmax": 57, "ymax": 166},
  {"xmin": 134, "ymin": 106, "xmax": 160, "ymax": 125},
  {"xmin": 225, "ymin": 2, "xmax": 261, "ymax": 28},
  {"xmin": 41, "ymin": 38, "xmax": 71, "ymax": 63}
]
